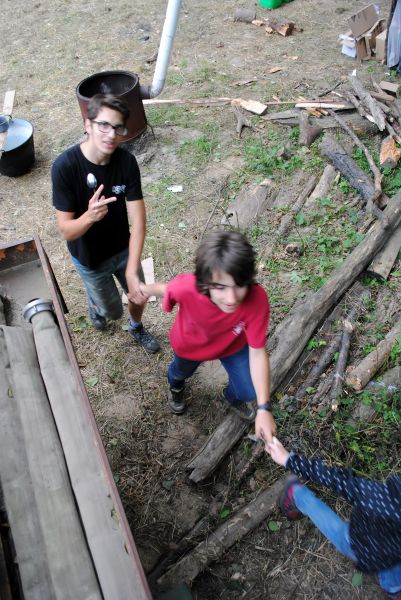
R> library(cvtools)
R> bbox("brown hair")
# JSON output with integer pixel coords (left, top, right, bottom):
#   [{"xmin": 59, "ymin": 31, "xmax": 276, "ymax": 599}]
[
  {"xmin": 195, "ymin": 230, "xmax": 256, "ymax": 294},
  {"xmin": 86, "ymin": 94, "xmax": 130, "ymax": 124}
]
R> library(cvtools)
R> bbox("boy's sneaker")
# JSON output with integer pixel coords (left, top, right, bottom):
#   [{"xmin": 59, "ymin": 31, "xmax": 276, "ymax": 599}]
[
  {"xmin": 221, "ymin": 388, "xmax": 256, "ymax": 422},
  {"xmin": 278, "ymin": 474, "xmax": 302, "ymax": 520},
  {"xmin": 89, "ymin": 305, "xmax": 107, "ymax": 331},
  {"xmin": 167, "ymin": 386, "xmax": 186, "ymax": 415},
  {"xmin": 128, "ymin": 322, "xmax": 160, "ymax": 353}
]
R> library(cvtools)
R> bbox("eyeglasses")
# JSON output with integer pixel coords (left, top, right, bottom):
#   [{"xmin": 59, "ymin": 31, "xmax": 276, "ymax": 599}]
[{"xmin": 91, "ymin": 120, "xmax": 128, "ymax": 136}]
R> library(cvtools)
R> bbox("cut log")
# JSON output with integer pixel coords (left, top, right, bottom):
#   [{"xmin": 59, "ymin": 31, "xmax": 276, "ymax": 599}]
[
  {"xmin": 380, "ymin": 135, "xmax": 401, "ymax": 168},
  {"xmin": 156, "ymin": 478, "xmax": 285, "ymax": 590},
  {"xmin": 265, "ymin": 16, "xmax": 294, "ymax": 36},
  {"xmin": 347, "ymin": 365, "xmax": 401, "ymax": 427},
  {"xmin": 234, "ymin": 8, "xmax": 256, "ymax": 23},
  {"xmin": 327, "ymin": 109, "xmax": 383, "ymax": 201},
  {"xmin": 305, "ymin": 165, "xmax": 337, "ymax": 208},
  {"xmin": 367, "ymin": 224, "xmax": 401, "ymax": 280},
  {"xmin": 187, "ymin": 413, "xmax": 248, "ymax": 482},
  {"xmin": 221, "ymin": 180, "xmax": 273, "ymax": 229},
  {"xmin": 320, "ymin": 135, "xmax": 386, "ymax": 219},
  {"xmin": 346, "ymin": 318, "xmax": 401, "ymax": 391},
  {"xmin": 231, "ymin": 105, "xmax": 257, "ymax": 137},
  {"xmin": 298, "ymin": 111, "xmax": 323, "ymax": 147},
  {"xmin": 348, "ymin": 72, "xmax": 387, "ymax": 131}
]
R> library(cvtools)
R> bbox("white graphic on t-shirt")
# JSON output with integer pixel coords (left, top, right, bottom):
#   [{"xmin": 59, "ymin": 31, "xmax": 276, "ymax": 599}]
[
  {"xmin": 232, "ymin": 321, "xmax": 245, "ymax": 336},
  {"xmin": 112, "ymin": 184, "xmax": 126, "ymax": 195}
]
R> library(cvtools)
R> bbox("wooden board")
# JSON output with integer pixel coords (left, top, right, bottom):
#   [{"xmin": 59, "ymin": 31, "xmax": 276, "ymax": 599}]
[
  {"xmin": 2, "ymin": 325, "xmax": 102, "ymax": 599},
  {"xmin": 30, "ymin": 310, "xmax": 152, "ymax": 600}
]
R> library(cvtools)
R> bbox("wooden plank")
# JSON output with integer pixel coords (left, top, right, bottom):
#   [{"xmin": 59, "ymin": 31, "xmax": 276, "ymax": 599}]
[
  {"xmin": 2, "ymin": 325, "xmax": 102, "ymax": 600},
  {"xmin": 0, "ymin": 90, "xmax": 15, "ymax": 154},
  {"xmin": 2, "ymin": 91, "xmax": 15, "ymax": 117},
  {"xmin": 32, "ymin": 237, "xmax": 150, "ymax": 598},
  {"xmin": 0, "ymin": 328, "xmax": 55, "ymax": 599},
  {"xmin": 30, "ymin": 310, "xmax": 152, "ymax": 600}
]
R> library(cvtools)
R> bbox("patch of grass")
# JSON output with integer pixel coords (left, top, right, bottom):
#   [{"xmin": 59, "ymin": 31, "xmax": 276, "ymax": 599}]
[
  {"xmin": 145, "ymin": 106, "xmax": 197, "ymax": 128},
  {"xmin": 178, "ymin": 134, "xmax": 218, "ymax": 167},
  {"xmin": 333, "ymin": 390, "xmax": 401, "ymax": 478}
]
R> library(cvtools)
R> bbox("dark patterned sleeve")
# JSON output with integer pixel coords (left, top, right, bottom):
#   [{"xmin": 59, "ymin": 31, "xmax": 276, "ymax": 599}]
[{"xmin": 287, "ymin": 454, "xmax": 401, "ymax": 522}]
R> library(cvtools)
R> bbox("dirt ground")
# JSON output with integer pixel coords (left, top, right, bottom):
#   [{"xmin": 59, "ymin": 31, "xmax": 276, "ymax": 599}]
[{"xmin": 1, "ymin": 0, "xmax": 400, "ymax": 598}]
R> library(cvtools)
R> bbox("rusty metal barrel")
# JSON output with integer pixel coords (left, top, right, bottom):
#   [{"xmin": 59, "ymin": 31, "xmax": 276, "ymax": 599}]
[{"xmin": 76, "ymin": 70, "xmax": 147, "ymax": 142}]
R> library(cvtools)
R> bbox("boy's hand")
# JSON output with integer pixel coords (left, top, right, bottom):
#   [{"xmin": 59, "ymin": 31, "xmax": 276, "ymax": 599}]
[
  {"xmin": 255, "ymin": 410, "xmax": 276, "ymax": 444},
  {"xmin": 265, "ymin": 436, "xmax": 289, "ymax": 467},
  {"xmin": 127, "ymin": 274, "xmax": 148, "ymax": 305}
]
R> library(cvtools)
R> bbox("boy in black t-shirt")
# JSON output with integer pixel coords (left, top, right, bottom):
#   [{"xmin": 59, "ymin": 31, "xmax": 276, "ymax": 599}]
[{"xmin": 52, "ymin": 93, "xmax": 159, "ymax": 353}]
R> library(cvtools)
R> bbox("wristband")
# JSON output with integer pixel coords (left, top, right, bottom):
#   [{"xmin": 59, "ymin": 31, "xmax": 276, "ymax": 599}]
[{"xmin": 256, "ymin": 403, "xmax": 272, "ymax": 412}]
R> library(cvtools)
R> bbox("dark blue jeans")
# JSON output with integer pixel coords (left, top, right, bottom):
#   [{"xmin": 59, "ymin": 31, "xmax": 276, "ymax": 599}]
[{"xmin": 168, "ymin": 345, "xmax": 256, "ymax": 404}]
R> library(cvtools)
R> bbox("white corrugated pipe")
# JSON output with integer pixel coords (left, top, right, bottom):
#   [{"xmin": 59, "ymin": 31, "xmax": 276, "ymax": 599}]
[{"xmin": 140, "ymin": 0, "xmax": 182, "ymax": 99}]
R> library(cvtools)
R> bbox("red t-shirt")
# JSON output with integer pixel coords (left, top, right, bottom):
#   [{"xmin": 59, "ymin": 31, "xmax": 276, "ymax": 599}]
[{"xmin": 162, "ymin": 273, "xmax": 270, "ymax": 361}]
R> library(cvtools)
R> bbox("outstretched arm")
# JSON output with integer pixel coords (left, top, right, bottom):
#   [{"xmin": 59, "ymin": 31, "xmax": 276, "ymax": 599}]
[
  {"xmin": 139, "ymin": 282, "xmax": 167, "ymax": 298},
  {"xmin": 266, "ymin": 437, "xmax": 401, "ymax": 523},
  {"xmin": 250, "ymin": 347, "xmax": 276, "ymax": 443}
]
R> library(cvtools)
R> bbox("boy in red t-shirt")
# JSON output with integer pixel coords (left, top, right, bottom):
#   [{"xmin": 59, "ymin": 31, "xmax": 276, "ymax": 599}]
[{"xmin": 140, "ymin": 231, "xmax": 276, "ymax": 442}]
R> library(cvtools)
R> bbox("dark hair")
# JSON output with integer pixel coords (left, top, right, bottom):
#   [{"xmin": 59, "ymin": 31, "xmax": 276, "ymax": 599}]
[
  {"xmin": 195, "ymin": 230, "xmax": 256, "ymax": 294},
  {"xmin": 86, "ymin": 94, "xmax": 130, "ymax": 124}
]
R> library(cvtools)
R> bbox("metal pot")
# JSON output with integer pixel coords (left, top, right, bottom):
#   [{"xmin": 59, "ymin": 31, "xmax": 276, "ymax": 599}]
[{"xmin": 0, "ymin": 117, "xmax": 35, "ymax": 177}]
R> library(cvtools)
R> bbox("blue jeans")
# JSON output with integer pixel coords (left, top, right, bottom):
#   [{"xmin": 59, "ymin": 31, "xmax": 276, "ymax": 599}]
[
  {"xmin": 293, "ymin": 484, "xmax": 401, "ymax": 594},
  {"xmin": 168, "ymin": 345, "xmax": 255, "ymax": 404},
  {"xmin": 71, "ymin": 249, "xmax": 144, "ymax": 321}
]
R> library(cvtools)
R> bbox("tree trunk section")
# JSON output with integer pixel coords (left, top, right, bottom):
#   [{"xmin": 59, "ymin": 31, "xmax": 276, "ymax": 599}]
[
  {"xmin": 367, "ymin": 223, "xmax": 401, "ymax": 280},
  {"xmin": 187, "ymin": 413, "xmax": 248, "ymax": 482},
  {"xmin": 346, "ymin": 318, "xmax": 401, "ymax": 390},
  {"xmin": 320, "ymin": 135, "xmax": 376, "ymax": 204},
  {"xmin": 157, "ymin": 478, "xmax": 285, "ymax": 591}
]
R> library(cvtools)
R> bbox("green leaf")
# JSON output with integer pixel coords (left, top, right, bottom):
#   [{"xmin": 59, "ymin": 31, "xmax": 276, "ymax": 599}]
[
  {"xmin": 162, "ymin": 480, "xmax": 174, "ymax": 491},
  {"xmin": 113, "ymin": 473, "xmax": 120, "ymax": 483},
  {"xmin": 351, "ymin": 572, "xmax": 363, "ymax": 587},
  {"xmin": 267, "ymin": 520, "xmax": 280, "ymax": 532},
  {"xmin": 219, "ymin": 507, "xmax": 230, "ymax": 519},
  {"xmin": 121, "ymin": 324, "xmax": 129, "ymax": 331},
  {"xmin": 86, "ymin": 375, "xmax": 99, "ymax": 387}
]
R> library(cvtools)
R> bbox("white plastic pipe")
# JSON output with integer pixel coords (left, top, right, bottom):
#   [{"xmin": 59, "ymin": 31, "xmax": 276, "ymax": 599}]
[{"xmin": 140, "ymin": 0, "xmax": 181, "ymax": 99}]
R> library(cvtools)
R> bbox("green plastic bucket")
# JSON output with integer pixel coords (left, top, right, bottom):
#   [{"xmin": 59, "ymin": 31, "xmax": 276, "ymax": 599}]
[{"xmin": 259, "ymin": 0, "xmax": 282, "ymax": 7}]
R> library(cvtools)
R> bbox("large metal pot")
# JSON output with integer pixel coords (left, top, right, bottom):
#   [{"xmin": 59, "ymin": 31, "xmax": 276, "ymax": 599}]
[
  {"xmin": 0, "ymin": 117, "xmax": 35, "ymax": 177},
  {"xmin": 76, "ymin": 70, "xmax": 147, "ymax": 142}
]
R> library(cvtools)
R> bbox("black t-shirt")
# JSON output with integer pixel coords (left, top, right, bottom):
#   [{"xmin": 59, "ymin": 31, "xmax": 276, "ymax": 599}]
[{"xmin": 51, "ymin": 144, "xmax": 143, "ymax": 268}]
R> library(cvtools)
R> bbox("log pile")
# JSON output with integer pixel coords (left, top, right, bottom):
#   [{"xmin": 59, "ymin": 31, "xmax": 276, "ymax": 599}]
[{"xmin": 149, "ymin": 72, "xmax": 401, "ymax": 592}]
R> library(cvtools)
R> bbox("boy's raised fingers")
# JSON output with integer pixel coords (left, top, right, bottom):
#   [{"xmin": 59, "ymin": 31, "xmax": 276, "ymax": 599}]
[{"xmin": 97, "ymin": 196, "xmax": 117, "ymax": 207}]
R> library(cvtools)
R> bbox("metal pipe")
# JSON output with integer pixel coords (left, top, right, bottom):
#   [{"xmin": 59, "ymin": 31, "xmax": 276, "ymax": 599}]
[{"xmin": 140, "ymin": 0, "xmax": 182, "ymax": 99}]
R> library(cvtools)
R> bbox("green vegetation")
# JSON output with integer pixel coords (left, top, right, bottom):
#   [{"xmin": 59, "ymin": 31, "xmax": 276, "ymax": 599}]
[{"xmin": 146, "ymin": 106, "xmax": 197, "ymax": 128}]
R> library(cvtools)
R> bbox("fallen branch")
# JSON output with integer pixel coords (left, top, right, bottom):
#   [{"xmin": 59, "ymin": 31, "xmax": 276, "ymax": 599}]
[
  {"xmin": 156, "ymin": 478, "xmax": 285, "ymax": 591},
  {"xmin": 298, "ymin": 111, "xmax": 322, "ymax": 147},
  {"xmin": 305, "ymin": 165, "xmax": 337, "ymax": 208},
  {"xmin": 260, "ymin": 175, "xmax": 317, "ymax": 260},
  {"xmin": 348, "ymin": 72, "xmax": 386, "ymax": 131},
  {"xmin": 346, "ymin": 317, "xmax": 401, "ymax": 391},
  {"xmin": 232, "ymin": 105, "xmax": 260, "ymax": 137},
  {"xmin": 330, "ymin": 287, "xmax": 371, "ymax": 410}
]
